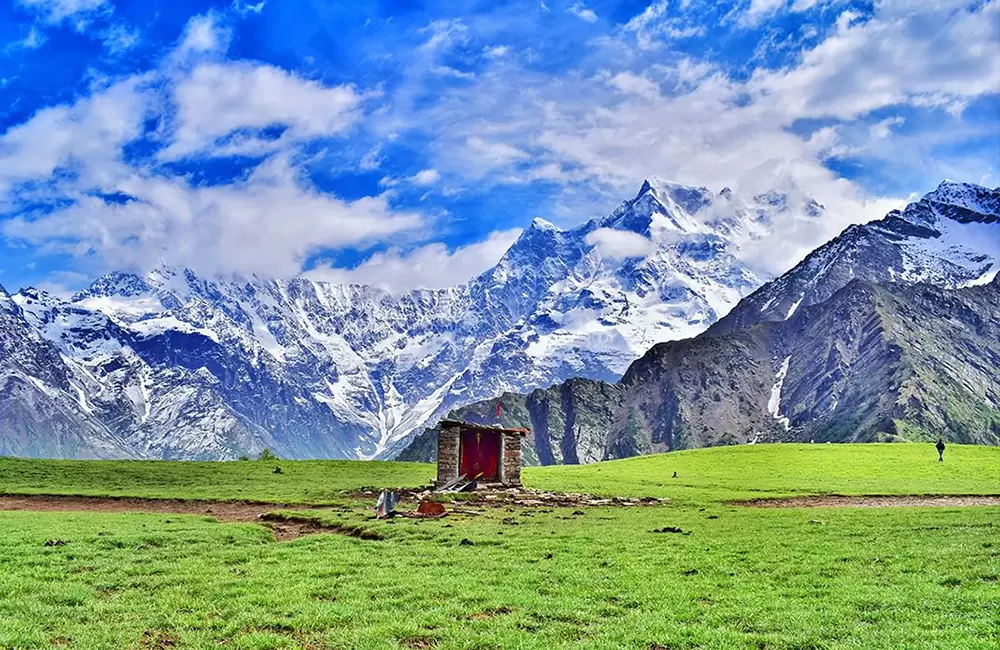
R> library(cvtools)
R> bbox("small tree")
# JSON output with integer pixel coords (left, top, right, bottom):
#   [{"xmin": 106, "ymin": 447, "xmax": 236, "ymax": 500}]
[{"xmin": 257, "ymin": 448, "xmax": 279, "ymax": 462}]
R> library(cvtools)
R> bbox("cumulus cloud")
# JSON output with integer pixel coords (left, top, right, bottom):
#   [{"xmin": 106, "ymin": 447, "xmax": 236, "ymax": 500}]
[
  {"xmin": 411, "ymin": 169, "xmax": 441, "ymax": 186},
  {"xmin": 585, "ymin": 228, "xmax": 654, "ymax": 259},
  {"xmin": 174, "ymin": 13, "xmax": 230, "ymax": 58},
  {"xmin": 624, "ymin": 0, "xmax": 705, "ymax": 49},
  {"xmin": 483, "ymin": 45, "xmax": 510, "ymax": 58},
  {"xmin": 3, "ymin": 156, "xmax": 425, "ymax": 277},
  {"xmin": 0, "ymin": 76, "xmax": 151, "ymax": 198},
  {"xmin": 0, "ymin": 13, "xmax": 429, "ymax": 283},
  {"xmin": 305, "ymin": 229, "xmax": 522, "ymax": 291},
  {"xmin": 162, "ymin": 62, "xmax": 365, "ymax": 160},
  {"xmin": 607, "ymin": 72, "xmax": 660, "ymax": 99},
  {"xmin": 748, "ymin": 3, "xmax": 1000, "ymax": 121}
]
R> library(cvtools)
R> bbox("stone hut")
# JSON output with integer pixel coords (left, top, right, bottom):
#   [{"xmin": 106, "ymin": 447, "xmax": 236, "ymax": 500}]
[{"xmin": 435, "ymin": 419, "xmax": 529, "ymax": 488}]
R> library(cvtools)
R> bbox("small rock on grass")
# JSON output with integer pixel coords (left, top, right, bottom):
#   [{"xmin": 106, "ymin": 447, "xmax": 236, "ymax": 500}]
[
  {"xmin": 652, "ymin": 527, "xmax": 685, "ymax": 534},
  {"xmin": 459, "ymin": 538, "xmax": 475, "ymax": 546}
]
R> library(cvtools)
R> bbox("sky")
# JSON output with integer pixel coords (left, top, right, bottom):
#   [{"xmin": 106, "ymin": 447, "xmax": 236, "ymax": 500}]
[{"xmin": 0, "ymin": 0, "xmax": 997, "ymax": 294}]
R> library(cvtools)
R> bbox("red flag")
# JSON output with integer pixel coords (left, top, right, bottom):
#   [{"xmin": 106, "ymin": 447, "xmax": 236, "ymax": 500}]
[{"xmin": 496, "ymin": 402, "xmax": 502, "ymax": 418}]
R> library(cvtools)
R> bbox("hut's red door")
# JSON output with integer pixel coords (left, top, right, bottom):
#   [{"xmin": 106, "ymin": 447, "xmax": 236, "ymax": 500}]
[{"xmin": 460, "ymin": 430, "xmax": 500, "ymax": 481}]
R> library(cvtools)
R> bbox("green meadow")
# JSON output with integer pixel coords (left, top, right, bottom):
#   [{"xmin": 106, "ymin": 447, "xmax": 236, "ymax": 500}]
[{"xmin": 0, "ymin": 444, "xmax": 998, "ymax": 650}]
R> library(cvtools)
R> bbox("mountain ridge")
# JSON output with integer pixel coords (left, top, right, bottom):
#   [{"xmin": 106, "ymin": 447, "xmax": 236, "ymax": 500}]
[
  {"xmin": 399, "ymin": 181, "xmax": 1000, "ymax": 463},
  {"xmin": 4, "ymin": 178, "xmax": 805, "ymax": 459}
]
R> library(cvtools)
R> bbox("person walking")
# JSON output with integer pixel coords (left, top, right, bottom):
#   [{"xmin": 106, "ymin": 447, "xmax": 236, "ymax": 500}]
[{"xmin": 936, "ymin": 438, "xmax": 946, "ymax": 463}]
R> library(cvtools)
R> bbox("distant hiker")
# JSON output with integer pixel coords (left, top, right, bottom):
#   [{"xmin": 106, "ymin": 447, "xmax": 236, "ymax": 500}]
[{"xmin": 936, "ymin": 439, "xmax": 946, "ymax": 462}]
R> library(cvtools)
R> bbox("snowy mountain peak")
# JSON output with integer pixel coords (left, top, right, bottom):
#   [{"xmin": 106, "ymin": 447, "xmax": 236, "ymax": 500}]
[
  {"xmin": 923, "ymin": 180, "xmax": 1000, "ymax": 220},
  {"xmin": 529, "ymin": 216, "xmax": 559, "ymax": 231},
  {"xmin": 644, "ymin": 177, "xmax": 714, "ymax": 215},
  {"xmin": 609, "ymin": 179, "xmax": 715, "ymax": 236},
  {"xmin": 711, "ymin": 181, "xmax": 1000, "ymax": 335},
  {"xmin": 74, "ymin": 270, "xmax": 153, "ymax": 300},
  {"xmin": 0, "ymin": 283, "xmax": 13, "ymax": 311}
]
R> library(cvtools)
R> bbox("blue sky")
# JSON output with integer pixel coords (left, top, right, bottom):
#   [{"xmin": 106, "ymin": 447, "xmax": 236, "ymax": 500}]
[{"xmin": 0, "ymin": 0, "xmax": 997, "ymax": 292}]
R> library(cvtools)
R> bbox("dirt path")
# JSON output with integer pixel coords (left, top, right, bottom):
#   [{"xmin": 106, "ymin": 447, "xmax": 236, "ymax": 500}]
[
  {"xmin": 0, "ymin": 494, "xmax": 351, "ymax": 541},
  {"xmin": 738, "ymin": 494, "xmax": 1000, "ymax": 508}
]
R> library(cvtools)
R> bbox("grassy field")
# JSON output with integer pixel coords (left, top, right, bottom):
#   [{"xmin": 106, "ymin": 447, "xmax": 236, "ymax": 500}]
[
  {"xmin": 0, "ymin": 444, "xmax": 998, "ymax": 649},
  {"xmin": 0, "ymin": 458, "xmax": 433, "ymax": 504}
]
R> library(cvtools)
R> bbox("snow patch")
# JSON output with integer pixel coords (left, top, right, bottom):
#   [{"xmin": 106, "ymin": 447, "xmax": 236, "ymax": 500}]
[
  {"xmin": 767, "ymin": 356, "xmax": 792, "ymax": 430},
  {"xmin": 129, "ymin": 317, "xmax": 221, "ymax": 343},
  {"xmin": 785, "ymin": 296, "xmax": 804, "ymax": 320}
]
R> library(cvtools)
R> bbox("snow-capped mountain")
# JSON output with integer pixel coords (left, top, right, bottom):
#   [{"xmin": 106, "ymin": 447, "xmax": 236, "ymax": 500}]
[
  {"xmin": 0, "ymin": 285, "xmax": 131, "ymax": 458},
  {"xmin": 5, "ymin": 178, "xmax": 799, "ymax": 460},
  {"xmin": 399, "ymin": 180, "xmax": 1000, "ymax": 465},
  {"xmin": 711, "ymin": 180, "xmax": 1000, "ymax": 335}
]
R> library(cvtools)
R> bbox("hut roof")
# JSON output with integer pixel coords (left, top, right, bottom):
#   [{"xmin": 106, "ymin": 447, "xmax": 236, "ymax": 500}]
[{"xmin": 440, "ymin": 419, "xmax": 530, "ymax": 436}]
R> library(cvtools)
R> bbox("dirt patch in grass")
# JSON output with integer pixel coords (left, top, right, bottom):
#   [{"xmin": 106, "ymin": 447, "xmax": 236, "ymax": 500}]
[
  {"xmin": 736, "ymin": 494, "xmax": 1000, "ymax": 508},
  {"xmin": 0, "ymin": 494, "xmax": 358, "ymax": 541},
  {"xmin": 355, "ymin": 486, "xmax": 668, "ymax": 509}
]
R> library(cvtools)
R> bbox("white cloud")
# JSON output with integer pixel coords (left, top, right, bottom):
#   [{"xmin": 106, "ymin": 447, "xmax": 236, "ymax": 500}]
[
  {"xmin": 162, "ymin": 62, "xmax": 365, "ymax": 159},
  {"xmin": 624, "ymin": 1, "xmax": 705, "ymax": 49},
  {"xmin": 17, "ymin": 0, "xmax": 107, "ymax": 23},
  {"xmin": 0, "ymin": 76, "xmax": 150, "ymax": 198},
  {"xmin": 870, "ymin": 116, "xmax": 904, "ymax": 140},
  {"xmin": 101, "ymin": 23, "xmax": 140, "ymax": 55},
  {"xmin": 3, "ymin": 156, "xmax": 426, "ymax": 278},
  {"xmin": 568, "ymin": 3, "xmax": 598, "ymax": 22},
  {"xmin": 412, "ymin": 169, "xmax": 441, "ymax": 186},
  {"xmin": 465, "ymin": 136, "xmax": 528, "ymax": 164},
  {"xmin": 233, "ymin": 0, "xmax": 266, "ymax": 15},
  {"xmin": 741, "ymin": 0, "xmax": 850, "ymax": 26},
  {"xmin": 585, "ymin": 228, "xmax": 654, "ymax": 259},
  {"xmin": 0, "ymin": 17, "xmax": 428, "ymax": 283},
  {"xmin": 419, "ymin": 20, "xmax": 468, "ymax": 51},
  {"xmin": 430, "ymin": 65, "xmax": 476, "ymax": 80},
  {"xmin": 608, "ymin": 72, "xmax": 659, "ymax": 99},
  {"xmin": 306, "ymin": 229, "xmax": 522, "ymax": 291},
  {"xmin": 4, "ymin": 0, "xmax": 997, "ymax": 290},
  {"xmin": 173, "ymin": 13, "xmax": 230, "ymax": 59},
  {"xmin": 483, "ymin": 45, "xmax": 510, "ymax": 58},
  {"xmin": 360, "ymin": 145, "xmax": 384, "ymax": 170},
  {"xmin": 749, "ymin": 3, "xmax": 1000, "ymax": 121},
  {"xmin": 742, "ymin": 0, "xmax": 790, "ymax": 26},
  {"xmin": 10, "ymin": 26, "xmax": 47, "ymax": 49},
  {"xmin": 381, "ymin": 168, "xmax": 443, "ymax": 189}
]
